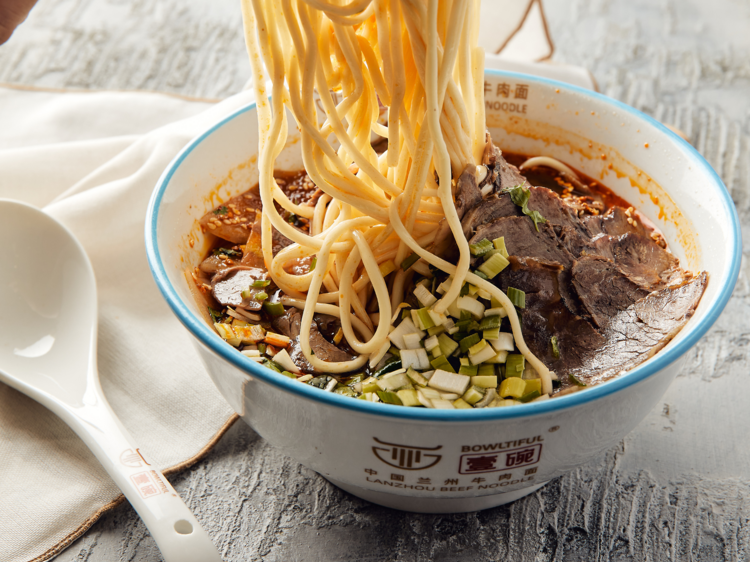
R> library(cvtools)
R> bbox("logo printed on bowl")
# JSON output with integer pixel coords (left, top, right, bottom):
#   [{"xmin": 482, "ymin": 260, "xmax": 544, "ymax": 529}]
[
  {"xmin": 458, "ymin": 444, "xmax": 542, "ymax": 475},
  {"xmin": 372, "ymin": 438, "xmax": 442, "ymax": 470}
]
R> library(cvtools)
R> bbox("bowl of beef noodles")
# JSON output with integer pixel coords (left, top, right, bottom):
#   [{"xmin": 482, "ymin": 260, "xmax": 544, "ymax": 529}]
[{"xmin": 146, "ymin": 68, "xmax": 740, "ymax": 513}]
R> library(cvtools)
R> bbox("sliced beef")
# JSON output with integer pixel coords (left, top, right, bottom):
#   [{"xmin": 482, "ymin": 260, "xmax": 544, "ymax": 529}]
[
  {"xmin": 583, "ymin": 206, "xmax": 651, "ymax": 239},
  {"xmin": 495, "ymin": 257, "xmax": 605, "ymax": 372},
  {"xmin": 461, "ymin": 193, "xmax": 520, "ymax": 239},
  {"xmin": 556, "ymin": 225, "xmax": 596, "ymax": 258},
  {"xmin": 200, "ymin": 188, "xmax": 262, "ymax": 244},
  {"xmin": 272, "ymin": 308, "xmax": 356, "ymax": 374},
  {"xmin": 571, "ymin": 256, "xmax": 650, "ymax": 328},
  {"xmin": 459, "ymin": 139, "xmax": 708, "ymax": 393},
  {"xmin": 568, "ymin": 273, "xmax": 708, "ymax": 386},
  {"xmin": 527, "ymin": 186, "xmax": 588, "ymax": 233},
  {"xmin": 592, "ymin": 232, "xmax": 681, "ymax": 290},
  {"xmin": 471, "ymin": 216, "xmax": 574, "ymax": 267},
  {"xmin": 199, "ymin": 254, "xmax": 240, "ymax": 275},
  {"xmin": 240, "ymin": 214, "xmax": 297, "ymax": 268},
  {"xmin": 454, "ymin": 164, "xmax": 482, "ymax": 220},
  {"xmin": 211, "ymin": 267, "xmax": 269, "ymax": 310},
  {"xmin": 482, "ymin": 136, "xmax": 528, "ymax": 193}
]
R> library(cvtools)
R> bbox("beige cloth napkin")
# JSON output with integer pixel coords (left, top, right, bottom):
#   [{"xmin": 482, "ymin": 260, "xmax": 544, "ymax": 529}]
[
  {"xmin": 0, "ymin": 7, "xmax": 595, "ymax": 562},
  {"xmin": 0, "ymin": 87, "xmax": 249, "ymax": 562}
]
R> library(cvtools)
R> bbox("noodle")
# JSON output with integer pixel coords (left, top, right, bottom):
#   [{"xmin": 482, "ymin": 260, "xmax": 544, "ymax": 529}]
[{"xmin": 240, "ymin": 0, "xmax": 553, "ymax": 395}]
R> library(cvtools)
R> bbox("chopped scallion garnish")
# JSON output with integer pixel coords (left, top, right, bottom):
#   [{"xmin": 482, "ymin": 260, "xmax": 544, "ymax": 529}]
[
  {"xmin": 459, "ymin": 333, "xmax": 481, "ymax": 354},
  {"xmin": 478, "ymin": 315, "xmax": 502, "ymax": 331},
  {"xmin": 505, "ymin": 354, "xmax": 525, "ymax": 377},
  {"xmin": 478, "ymin": 253, "xmax": 510, "ymax": 279},
  {"xmin": 492, "ymin": 237, "xmax": 509, "ymax": 258},
  {"xmin": 400, "ymin": 252, "xmax": 419, "ymax": 270},
  {"xmin": 254, "ymin": 291, "xmax": 268, "ymax": 301},
  {"xmin": 551, "ymin": 335, "xmax": 560, "ymax": 359},
  {"xmin": 263, "ymin": 301, "xmax": 285, "ymax": 317},
  {"xmin": 252, "ymin": 279, "xmax": 271, "ymax": 288},
  {"xmin": 469, "ymin": 238, "xmax": 493, "ymax": 256},
  {"xmin": 507, "ymin": 287, "xmax": 526, "ymax": 309},
  {"xmin": 568, "ymin": 373, "xmax": 587, "ymax": 387},
  {"xmin": 310, "ymin": 257, "xmax": 317, "ymax": 271}
]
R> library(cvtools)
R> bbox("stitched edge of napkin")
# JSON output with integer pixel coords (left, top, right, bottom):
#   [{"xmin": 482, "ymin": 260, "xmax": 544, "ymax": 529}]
[{"xmin": 29, "ymin": 414, "xmax": 239, "ymax": 562}]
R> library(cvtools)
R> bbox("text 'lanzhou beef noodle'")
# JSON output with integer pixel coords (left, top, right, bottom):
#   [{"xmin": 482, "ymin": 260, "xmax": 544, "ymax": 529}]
[{"xmin": 187, "ymin": 0, "xmax": 706, "ymax": 409}]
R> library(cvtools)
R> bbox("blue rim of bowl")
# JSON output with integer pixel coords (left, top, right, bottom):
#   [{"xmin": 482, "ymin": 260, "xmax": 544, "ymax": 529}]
[{"xmin": 145, "ymin": 69, "xmax": 741, "ymax": 422}]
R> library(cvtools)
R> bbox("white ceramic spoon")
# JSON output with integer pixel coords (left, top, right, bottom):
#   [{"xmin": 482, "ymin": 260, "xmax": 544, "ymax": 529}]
[{"xmin": 0, "ymin": 200, "xmax": 222, "ymax": 562}]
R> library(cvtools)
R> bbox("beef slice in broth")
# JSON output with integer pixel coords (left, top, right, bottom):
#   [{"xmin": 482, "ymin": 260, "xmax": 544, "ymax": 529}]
[
  {"xmin": 272, "ymin": 308, "xmax": 355, "ymax": 375},
  {"xmin": 459, "ymin": 153, "xmax": 707, "ymax": 393}
]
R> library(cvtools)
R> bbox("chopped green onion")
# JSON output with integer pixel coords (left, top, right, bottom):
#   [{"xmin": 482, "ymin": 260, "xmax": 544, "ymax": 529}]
[
  {"xmin": 551, "ymin": 335, "xmax": 560, "ymax": 359},
  {"xmin": 483, "ymin": 327, "xmax": 500, "ymax": 340},
  {"xmin": 430, "ymin": 355, "xmax": 455, "ymax": 373},
  {"xmin": 459, "ymin": 283, "xmax": 470, "ymax": 297},
  {"xmin": 471, "ymin": 375, "xmax": 498, "ymax": 388},
  {"xmin": 397, "ymin": 389, "xmax": 420, "ymax": 406},
  {"xmin": 212, "ymin": 206, "xmax": 228, "ymax": 215},
  {"xmin": 507, "ymin": 287, "xmax": 526, "ymax": 309},
  {"xmin": 459, "ymin": 364, "xmax": 479, "ymax": 377},
  {"xmin": 374, "ymin": 358, "xmax": 402, "ymax": 378},
  {"xmin": 478, "ymin": 315, "xmax": 502, "ymax": 331},
  {"xmin": 473, "ymin": 270, "xmax": 489, "ymax": 280},
  {"xmin": 254, "ymin": 291, "xmax": 268, "ymax": 301},
  {"xmin": 459, "ymin": 333, "xmax": 481, "ymax": 354},
  {"xmin": 377, "ymin": 391, "xmax": 404, "ymax": 405},
  {"xmin": 361, "ymin": 377, "xmax": 380, "ymax": 393},
  {"xmin": 505, "ymin": 354, "xmax": 525, "ymax": 377},
  {"xmin": 437, "ymin": 333, "xmax": 459, "ymax": 356},
  {"xmin": 499, "ymin": 377, "xmax": 526, "ymax": 399},
  {"xmin": 416, "ymin": 307, "xmax": 436, "ymax": 330},
  {"xmin": 258, "ymin": 343, "xmax": 267, "ymax": 354},
  {"xmin": 478, "ymin": 253, "xmax": 510, "ymax": 279},
  {"xmin": 287, "ymin": 213, "xmax": 297, "ymax": 224},
  {"xmin": 262, "ymin": 359, "xmax": 282, "ymax": 372},
  {"xmin": 477, "ymin": 364, "xmax": 496, "ymax": 377},
  {"xmin": 469, "ymin": 238, "xmax": 493, "ymax": 256},
  {"xmin": 212, "ymin": 247, "xmax": 242, "ymax": 258},
  {"xmin": 427, "ymin": 325, "xmax": 446, "ymax": 336},
  {"xmin": 310, "ymin": 257, "xmax": 317, "ymax": 271},
  {"xmin": 453, "ymin": 398, "xmax": 473, "ymax": 409},
  {"xmin": 568, "ymin": 373, "xmax": 587, "ymax": 387},
  {"xmin": 252, "ymin": 279, "xmax": 271, "ymax": 288},
  {"xmin": 335, "ymin": 386, "xmax": 356, "ymax": 397},
  {"xmin": 208, "ymin": 307, "xmax": 224, "ymax": 323},
  {"xmin": 519, "ymin": 389, "xmax": 541, "ymax": 403},
  {"xmin": 492, "ymin": 237, "xmax": 509, "ymax": 258},
  {"xmin": 462, "ymin": 386, "xmax": 486, "ymax": 405},
  {"xmin": 263, "ymin": 301, "xmax": 285, "ymax": 317},
  {"xmin": 524, "ymin": 379, "xmax": 542, "ymax": 394},
  {"xmin": 400, "ymin": 252, "xmax": 419, "ymax": 270},
  {"xmin": 468, "ymin": 339, "xmax": 488, "ymax": 356},
  {"xmin": 281, "ymin": 370, "xmax": 297, "ymax": 379}
]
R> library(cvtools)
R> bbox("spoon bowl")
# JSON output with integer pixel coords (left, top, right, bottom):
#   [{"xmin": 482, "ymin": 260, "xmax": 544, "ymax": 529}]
[{"xmin": 0, "ymin": 199, "xmax": 222, "ymax": 562}]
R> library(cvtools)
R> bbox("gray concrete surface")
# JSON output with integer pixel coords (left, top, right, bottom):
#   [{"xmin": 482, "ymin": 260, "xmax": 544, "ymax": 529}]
[{"xmin": 2, "ymin": 0, "xmax": 750, "ymax": 560}]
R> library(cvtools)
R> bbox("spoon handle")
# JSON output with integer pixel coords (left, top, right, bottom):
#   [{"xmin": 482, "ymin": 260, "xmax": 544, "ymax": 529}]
[{"xmin": 67, "ymin": 398, "xmax": 223, "ymax": 562}]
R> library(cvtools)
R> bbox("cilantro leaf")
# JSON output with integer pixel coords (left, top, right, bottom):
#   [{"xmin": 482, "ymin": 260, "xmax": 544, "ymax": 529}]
[
  {"xmin": 503, "ymin": 185, "xmax": 547, "ymax": 231},
  {"xmin": 212, "ymin": 206, "xmax": 228, "ymax": 215},
  {"xmin": 212, "ymin": 247, "xmax": 242, "ymax": 259}
]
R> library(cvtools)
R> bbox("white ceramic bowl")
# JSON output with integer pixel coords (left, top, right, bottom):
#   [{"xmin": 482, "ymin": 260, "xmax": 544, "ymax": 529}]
[{"xmin": 145, "ymin": 70, "xmax": 741, "ymax": 513}]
